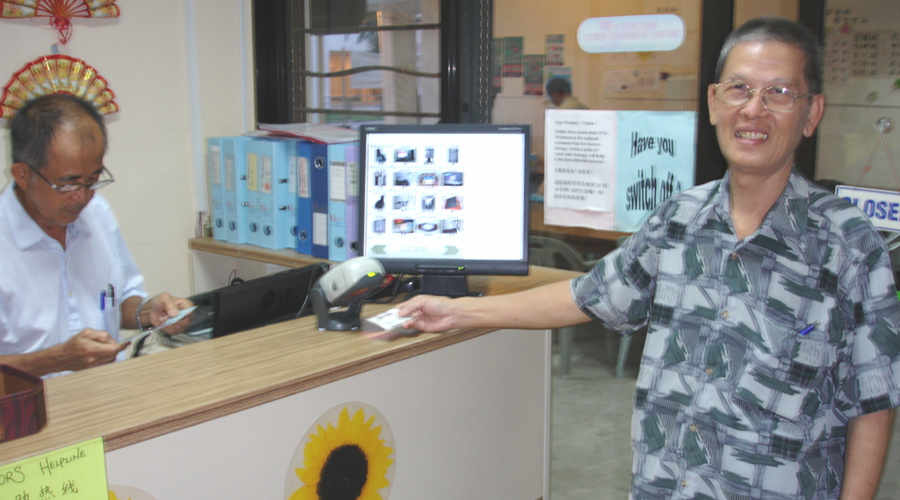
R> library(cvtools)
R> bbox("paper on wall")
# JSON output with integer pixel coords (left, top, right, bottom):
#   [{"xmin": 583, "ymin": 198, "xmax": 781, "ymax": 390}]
[{"xmin": 544, "ymin": 109, "xmax": 617, "ymax": 212}]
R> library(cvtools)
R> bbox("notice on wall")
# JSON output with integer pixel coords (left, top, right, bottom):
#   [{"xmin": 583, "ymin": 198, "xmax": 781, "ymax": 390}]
[
  {"xmin": 545, "ymin": 109, "xmax": 617, "ymax": 211},
  {"xmin": 615, "ymin": 111, "xmax": 696, "ymax": 231},
  {"xmin": 544, "ymin": 66, "xmax": 573, "ymax": 89},
  {"xmin": 577, "ymin": 14, "xmax": 685, "ymax": 53},
  {"xmin": 546, "ymin": 34, "xmax": 565, "ymax": 66},
  {"xmin": 0, "ymin": 437, "xmax": 109, "ymax": 500},
  {"xmin": 502, "ymin": 37, "xmax": 524, "ymax": 77},
  {"xmin": 544, "ymin": 109, "xmax": 696, "ymax": 231},
  {"xmin": 824, "ymin": 4, "xmax": 900, "ymax": 84},
  {"xmin": 523, "ymin": 55, "xmax": 545, "ymax": 96}
]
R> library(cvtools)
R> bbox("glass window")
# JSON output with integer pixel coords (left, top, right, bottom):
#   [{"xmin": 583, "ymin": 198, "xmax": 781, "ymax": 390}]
[
  {"xmin": 491, "ymin": 1, "xmax": 703, "ymax": 156},
  {"xmin": 293, "ymin": 0, "xmax": 441, "ymax": 126}
]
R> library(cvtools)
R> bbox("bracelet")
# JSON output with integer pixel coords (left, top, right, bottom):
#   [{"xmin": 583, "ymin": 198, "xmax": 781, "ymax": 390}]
[{"xmin": 135, "ymin": 295, "xmax": 154, "ymax": 332}]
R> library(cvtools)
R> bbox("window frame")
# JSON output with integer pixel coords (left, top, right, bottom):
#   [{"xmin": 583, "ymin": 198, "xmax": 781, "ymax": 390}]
[{"xmin": 252, "ymin": 0, "xmax": 493, "ymax": 125}]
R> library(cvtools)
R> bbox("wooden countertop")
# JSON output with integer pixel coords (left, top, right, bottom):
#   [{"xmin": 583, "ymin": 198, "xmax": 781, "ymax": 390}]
[{"xmin": 0, "ymin": 266, "xmax": 580, "ymax": 465}]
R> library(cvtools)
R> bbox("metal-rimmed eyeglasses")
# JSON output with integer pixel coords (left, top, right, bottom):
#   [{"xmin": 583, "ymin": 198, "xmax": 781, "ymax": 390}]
[
  {"xmin": 27, "ymin": 165, "xmax": 115, "ymax": 193},
  {"xmin": 713, "ymin": 80, "xmax": 815, "ymax": 113}
]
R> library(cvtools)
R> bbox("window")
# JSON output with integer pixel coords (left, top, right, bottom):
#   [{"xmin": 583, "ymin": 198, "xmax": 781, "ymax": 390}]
[
  {"xmin": 255, "ymin": 0, "xmax": 442, "ymax": 126},
  {"xmin": 254, "ymin": 0, "xmax": 495, "ymax": 126}
]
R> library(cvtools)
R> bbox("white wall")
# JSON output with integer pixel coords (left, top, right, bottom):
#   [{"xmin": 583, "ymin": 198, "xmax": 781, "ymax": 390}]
[
  {"xmin": 734, "ymin": 0, "xmax": 798, "ymax": 25},
  {"xmin": 0, "ymin": 1, "xmax": 252, "ymax": 298}
]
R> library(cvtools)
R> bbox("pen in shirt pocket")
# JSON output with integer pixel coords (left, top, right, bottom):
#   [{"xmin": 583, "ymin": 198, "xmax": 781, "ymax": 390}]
[
  {"xmin": 100, "ymin": 284, "xmax": 116, "ymax": 311},
  {"xmin": 798, "ymin": 320, "xmax": 819, "ymax": 336}
]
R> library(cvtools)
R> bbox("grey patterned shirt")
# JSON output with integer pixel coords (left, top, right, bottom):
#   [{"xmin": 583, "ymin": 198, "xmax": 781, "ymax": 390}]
[{"xmin": 571, "ymin": 169, "xmax": 900, "ymax": 500}]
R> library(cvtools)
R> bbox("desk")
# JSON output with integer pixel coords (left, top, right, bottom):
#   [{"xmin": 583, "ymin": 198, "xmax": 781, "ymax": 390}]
[{"xmin": 0, "ymin": 262, "xmax": 578, "ymax": 499}]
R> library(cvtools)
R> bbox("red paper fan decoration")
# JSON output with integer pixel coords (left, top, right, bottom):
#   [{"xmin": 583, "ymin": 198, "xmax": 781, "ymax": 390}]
[
  {"xmin": 1, "ymin": 55, "xmax": 119, "ymax": 119},
  {"xmin": 1, "ymin": 0, "xmax": 120, "ymax": 44}
]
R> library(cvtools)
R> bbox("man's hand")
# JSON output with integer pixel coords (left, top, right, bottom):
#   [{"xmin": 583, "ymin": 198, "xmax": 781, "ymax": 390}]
[
  {"xmin": 142, "ymin": 293, "xmax": 195, "ymax": 335},
  {"xmin": 396, "ymin": 280, "xmax": 591, "ymax": 334},
  {"xmin": 57, "ymin": 328, "xmax": 129, "ymax": 372},
  {"xmin": 0, "ymin": 329, "xmax": 129, "ymax": 377},
  {"xmin": 397, "ymin": 295, "xmax": 463, "ymax": 333}
]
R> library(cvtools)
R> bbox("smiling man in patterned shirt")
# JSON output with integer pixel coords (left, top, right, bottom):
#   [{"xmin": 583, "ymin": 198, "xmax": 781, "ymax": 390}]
[{"xmin": 397, "ymin": 17, "xmax": 900, "ymax": 500}]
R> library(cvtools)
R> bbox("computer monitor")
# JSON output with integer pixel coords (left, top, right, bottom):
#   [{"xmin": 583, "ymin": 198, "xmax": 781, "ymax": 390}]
[
  {"xmin": 210, "ymin": 263, "xmax": 326, "ymax": 337},
  {"xmin": 358, "ymin": 124, "xmax": 530, "ymax": 297}
]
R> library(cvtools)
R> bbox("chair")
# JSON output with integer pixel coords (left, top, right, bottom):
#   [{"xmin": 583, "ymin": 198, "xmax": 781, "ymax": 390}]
[
  {"xmin": 529, "ymin": 236, "xmax": 633, "ymax": 377},
  {"xmin": 528, "ymin": 235, "xmax": 597, "ymax": 271}
]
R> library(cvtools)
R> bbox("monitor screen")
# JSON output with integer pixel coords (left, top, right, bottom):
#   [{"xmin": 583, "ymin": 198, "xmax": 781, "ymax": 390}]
[{"xmin": 358, "ymin": 124, "xmax": 530, "ymax": 297}]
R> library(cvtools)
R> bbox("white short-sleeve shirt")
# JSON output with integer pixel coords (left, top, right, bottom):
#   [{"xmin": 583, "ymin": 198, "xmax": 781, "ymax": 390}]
[{"xmin": 0, "ymin": 183, "xmax": 147, "ymax": 371}]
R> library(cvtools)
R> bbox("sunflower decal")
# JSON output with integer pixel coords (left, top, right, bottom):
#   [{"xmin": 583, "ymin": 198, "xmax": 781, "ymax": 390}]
[
  {"xmin": 108, "ymin": 485, "xmax": 156, "ymax": 500},
  {"xmin": 285, "ymin": 403, "xmax": 395, "ymax": 500}
]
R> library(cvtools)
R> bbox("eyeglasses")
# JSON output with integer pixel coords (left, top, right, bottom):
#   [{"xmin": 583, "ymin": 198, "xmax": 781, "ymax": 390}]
[
  {"xmin": 713, "ymin": 80, "xmax": 815, "ymax": 113},
  {"xmin": 27, "ymin": 165, "xmax": 115, "ymax": 193}
]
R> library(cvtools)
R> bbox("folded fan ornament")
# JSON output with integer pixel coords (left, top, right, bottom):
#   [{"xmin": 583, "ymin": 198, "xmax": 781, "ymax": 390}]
[
  {"xmin": 1, "ymin": 0, "xmax": 120, "ymax": 44},
  {"xmin": 1, "ymin": 54, "xmax": 118, "ymax": 118}
]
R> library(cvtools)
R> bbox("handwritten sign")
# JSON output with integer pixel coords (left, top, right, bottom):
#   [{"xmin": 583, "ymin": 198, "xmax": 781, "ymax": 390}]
[
  {"xmin": 0, "ymin": 437, "xmax": 108, "ymax": 500},
  {"xmin": 835, "ymin": 185, "xmax": 900, "ymax": 232}
]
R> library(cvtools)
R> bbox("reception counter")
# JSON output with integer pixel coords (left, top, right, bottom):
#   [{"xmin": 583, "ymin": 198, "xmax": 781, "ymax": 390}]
[{"xmin": 0, "ymin": 264, "xmax": 580, "ymax": 500}]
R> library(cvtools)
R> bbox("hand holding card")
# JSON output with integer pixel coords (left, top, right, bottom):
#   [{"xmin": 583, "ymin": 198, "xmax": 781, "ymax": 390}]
[
  {"xmin": 145, "ymin": 305, "xmax": 198, "ymax": 334},
  {"xmin": 361, "ymin": 308, "xmax": 420, "ymax": 340}
]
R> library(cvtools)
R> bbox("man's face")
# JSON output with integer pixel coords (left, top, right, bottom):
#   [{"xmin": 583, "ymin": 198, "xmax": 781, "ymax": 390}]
[
  {"xmin": 13, "ymin": 119, "xmax": 105, "ymax": 231},
  {"xmin": 708, "ymin": 40, "xmax": 824, "ymax": 178},
  {"xmin": 549, "ymin": 91, "xmax": 564, "ymax": 107}
]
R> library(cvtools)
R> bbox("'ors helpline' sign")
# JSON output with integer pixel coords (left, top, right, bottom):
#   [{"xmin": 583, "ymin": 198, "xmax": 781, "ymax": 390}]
[{"xmin": 836, "ymin": 185, "xmax": 900, "ymax": 232}]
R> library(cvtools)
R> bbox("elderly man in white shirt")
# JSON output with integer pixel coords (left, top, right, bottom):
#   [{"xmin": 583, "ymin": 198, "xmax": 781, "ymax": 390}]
[{"xmin": 0, "ymin": 94, "xmax": 191, "ymax": 377}]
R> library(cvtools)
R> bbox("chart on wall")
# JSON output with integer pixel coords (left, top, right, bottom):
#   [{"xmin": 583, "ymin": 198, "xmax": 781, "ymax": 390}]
[
  {"xmin": 816, "ymin": 0, "xmax": 900, "ymax": 192},
  {"xmin": 824, "ymin": 0, "xmax": 900, "ymax": 87}
]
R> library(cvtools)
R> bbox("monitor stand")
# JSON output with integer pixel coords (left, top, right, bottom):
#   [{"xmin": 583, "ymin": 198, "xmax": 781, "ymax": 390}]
[{"xmin": 419, "ymin": 274, "xmax": 473, "ymax": 298}]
